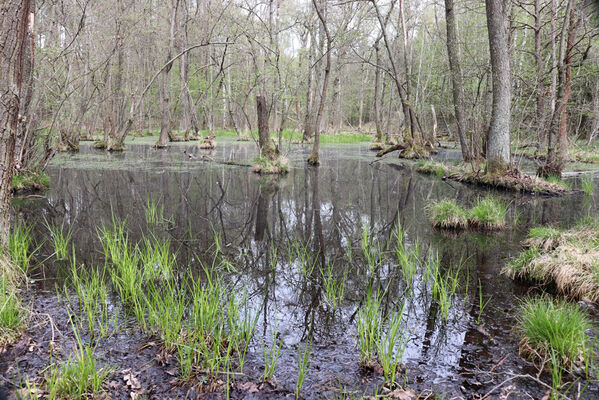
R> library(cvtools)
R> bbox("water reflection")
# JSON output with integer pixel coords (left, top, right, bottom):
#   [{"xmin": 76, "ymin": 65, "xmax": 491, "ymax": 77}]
[{"xmin": 13, "ymin": 141, "xmax": 599, "ymax": 396}]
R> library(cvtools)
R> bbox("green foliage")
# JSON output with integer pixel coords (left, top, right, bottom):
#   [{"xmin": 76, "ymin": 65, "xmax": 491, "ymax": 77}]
[
  {"xmin": 320, "ymin": 262, "xmax": 347, "ymax": 310},
  {"xmin": 505, "ymin": 247, "xmax": 540, "ymax": 277},
  {"xmin": 64, "ymin": 258, "xmax": 117, "ymax": 342},
  {"xmin": 517, "ymin": 297, "xmax": 591, "ymax": 393},
  {"xmin": 12, "ymin": 171, "xmax": 50, "ymax": 192},
  {"xmin": 9, "ymin": 223, "xmax": 34, "ymax": 275},
  {"xmin": 528, "ymin": 226, "xmax": 562, "ymax": 241},
  {"xmin": 296, "ymin": 337, "xmax": 312, "ymax": 399},
  {"xmin": 518, "ymin": 297, "xmax": 589, "ymax": 364},
  {"xmin": 45, "ymin": 330, "xmax": 112, "ymax": 399},
  {"xmin": 542, "ymin": 175, "xmax": 572, "ymax": 190},
  {"xmin": 581, "ymin": 175, "xmax": 595, "ymax": 195},
  {"xmin": 263, "ymin": 325, "xmax": 281, "ymax": 381},
  {"xmin": 356, "ymin": 286, "xmax": 383, "ymax": 365},
  {"xmin": 376, "ymin": 305, "xmax": 407, "ymax": 389},
  {"xmin": 46, "ymin": 220, "xmax": 73, "ymax": 261},
  {"xmin": 428, "ymin": 199, "xmax": 468, "ymax": 229},
  {"xmin": 468, "ymin": 196, "xmax": 507, "ymax": 230},
  {"xmin": 0, "ymin": 274, "xmax": 24, "ymax": 345}
]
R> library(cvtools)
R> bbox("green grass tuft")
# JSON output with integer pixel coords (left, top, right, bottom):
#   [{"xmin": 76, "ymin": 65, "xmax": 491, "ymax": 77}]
[
  {"xmin": 468, "ymin": 196, "xmax": 507, "ymax": 230},
  {"xmin": 517, "ymin": 297, "xmax": 590, "ymax": 370},
  {"xmin": 581, "ymin": 175, "xmax": 595, "ymax": 195},
  {"xmin": 428, "ymin": 199, "xmax": 468, "ymax": 229},
  {"xmin": 12, "ymin": 170, "xmax": 50, "ymax": 192},
  {"xmin": 0, "ymin": 274, "xmax": 25, "ymax": 345}
]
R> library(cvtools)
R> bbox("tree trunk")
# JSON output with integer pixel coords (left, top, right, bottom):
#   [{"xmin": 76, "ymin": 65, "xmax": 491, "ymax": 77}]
[
  {"xmin": 485, "ymin": 0, "xmax": 511, "ymax": 174},
  {"xmin": 302, "ymin": 27, "xmax": 315, "ymax": 142},
  {"xmin": 14, "ymin": 0, "xmax": 35, "ymax": 169},
  {"xmin": 257, "ymin": 94, "xmax": 275, "ymax": 160},
  {"xmin": 444, "ymin": 0, "xmax": 471, "ymax": 161},
  {"xmin": 158, "ymin": 0, "xmax": 179, "ymax": 147},
  {"xmin": 534, "ymin": 0, "xmax": 546, "ymax": 153},
  {"xmin": 307, "ymin": 0, "xmax": 331, "ymax": 166},
  {"xmin": 540, "ymin": 0, "xmax": 578, "ymax": 177},
  {"xmin": 373, "ymin": 42, "xmax": 384, "ymax": 143},
  {"xmin": 0, "ymin": 0, "xmax": 32, "ymax": 246}
]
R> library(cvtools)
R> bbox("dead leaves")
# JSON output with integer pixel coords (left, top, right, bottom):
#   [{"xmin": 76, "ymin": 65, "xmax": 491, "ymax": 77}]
[
  {"xmin": 236, "ymin": 381, "xmax": 260, "ymax": 393},
  {"xmin": 121, "ymin": 369, "xmax": 144, "ymax": 399}
]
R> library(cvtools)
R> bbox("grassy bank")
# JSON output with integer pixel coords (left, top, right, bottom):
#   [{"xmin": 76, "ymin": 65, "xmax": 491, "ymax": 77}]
[{"xmin": 504, "ymin": 218, "xmax": 599, "ymax": 301}]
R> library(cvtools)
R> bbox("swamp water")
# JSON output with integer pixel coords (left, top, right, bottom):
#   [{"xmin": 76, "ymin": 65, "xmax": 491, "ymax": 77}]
[{"xmin": 3, "ymin": 139, "xmax": 599, "ymax": 399}]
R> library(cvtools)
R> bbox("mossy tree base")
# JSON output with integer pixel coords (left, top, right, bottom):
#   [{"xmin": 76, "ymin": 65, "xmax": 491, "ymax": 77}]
[
  {"xmin": 369, "ymin": 142, "xmax": 385, "ymax": 151},
  {"xmin": 56, "ymin": 140, "xmax": 79, "ymax": 152},
  {"xmin": 199, "ymin": 139, "xmax": 216, "ymax": 149},
  {"xmin": 252, "ymin": 155, "xmax": 289, "ymax": 174},
  {"xmin": 536, "ymin": 162, "xmax": 564, "ymax": 179}
]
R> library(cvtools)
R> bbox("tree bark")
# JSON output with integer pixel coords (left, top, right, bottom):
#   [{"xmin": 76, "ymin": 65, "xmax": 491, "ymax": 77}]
[
  {"xmin": 373, "ymin": 40, "xmax": 383, "ymax": 142},
  {"xmin": 157, "ymin": 0, "xmax": 180, "ymax": 147},
  {"xmin": 257, "ymin": 94, "xmax": 275, "ymax": 160},
  {"xmin": 307, "ymin": 0, "xmax": 331, "ymax": 166},
  {"xmin": 444, "ymin": 0, "xmax": 471, "ymax": 161},
  {"xmin": 540, "ymin": 0, "xmax": 578, "ymax": 177},
  {"xmin": 0, "ymin": 0, "xmax": 32, "ymax": 246},
  {"xmin": 485, "ymin": 0, "xmax": 512, "ymax": 174}
]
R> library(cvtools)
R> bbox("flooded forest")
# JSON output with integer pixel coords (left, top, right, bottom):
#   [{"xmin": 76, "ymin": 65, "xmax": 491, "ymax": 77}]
[{"xmin": 2, "ymin": 0, "xmax": 599, "ymax": 399}]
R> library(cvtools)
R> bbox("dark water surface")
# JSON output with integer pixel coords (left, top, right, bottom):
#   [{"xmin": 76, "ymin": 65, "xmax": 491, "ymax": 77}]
[{"xmin": 7, "ymin": 140, "xmax": 599, "ymax": 399}]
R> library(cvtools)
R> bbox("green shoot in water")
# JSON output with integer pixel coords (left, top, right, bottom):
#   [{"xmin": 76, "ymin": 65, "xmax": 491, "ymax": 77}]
[
  {"xmin": 320, "ymin": 262, "xmax": 347, "ymax": 309},
  {"xmin": 45, "ymin": 220, "xmax": 73, "ymax": 261},
  {"xmin": 296, "ymin": 336, "xmax": 312, "ymax": 399},
  {"xmin": 376, "ymin": 303, "xmax": 408, "ymax": 389},
  {"xmin": 356, "ymin": 286, "xmax": 383, "ymax": 366}
]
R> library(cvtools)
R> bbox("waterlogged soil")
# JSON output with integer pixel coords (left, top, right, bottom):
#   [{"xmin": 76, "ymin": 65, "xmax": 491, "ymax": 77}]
[{"xmin": 3, "ymin": 139, "xmax": 599, "ymax": 399}]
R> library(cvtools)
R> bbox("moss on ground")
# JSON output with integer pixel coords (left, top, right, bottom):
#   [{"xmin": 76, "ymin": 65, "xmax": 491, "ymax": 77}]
[{"xmin": 12, "ymin": 170, "xmax": 50, "ymax": 193}]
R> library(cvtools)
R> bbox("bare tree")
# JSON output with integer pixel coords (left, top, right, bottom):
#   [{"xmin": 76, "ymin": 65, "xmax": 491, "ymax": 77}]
[
  {"xmin": 444, "ymin": 0, "xmax": 472, "ymax": 161},
  {"xmin": 307, "ymin": 0, "xmax": 331, "ymax": 165}
]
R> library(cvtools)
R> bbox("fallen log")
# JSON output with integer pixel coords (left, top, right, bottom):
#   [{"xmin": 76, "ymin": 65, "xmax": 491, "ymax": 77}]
[{"xmin": 376, "ymin": 143, "xmax": 407, "ymax": 157}]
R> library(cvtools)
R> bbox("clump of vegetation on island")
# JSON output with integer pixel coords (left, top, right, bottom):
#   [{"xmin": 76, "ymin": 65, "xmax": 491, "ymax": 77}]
[
  {"xmin": 504, "ymin": 218, "xmax": 599, "ymax": 301},
  {"xmin": 252, "ymin": 155, "xmax": 289, "ymax": 174},
  {"xmin": 428, "ymin": 199, "xmax": 469, "ymax": 229},
  {"xmin": 429, "ymin": 196, "xmax": 507, "ymax": 231},
  {"xmin": 12, "ymin": 170, "xmax": 50, "ymax": 193},
  {"xmin": 468, "ymin": 196, "xmax": 508, "ymax": 230},
  {"xmin": 416, "ymin": 161, "xmax": 571, "ymax": 196}
]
